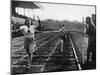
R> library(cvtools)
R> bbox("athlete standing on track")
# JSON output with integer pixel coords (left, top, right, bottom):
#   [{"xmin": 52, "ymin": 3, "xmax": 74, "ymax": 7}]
[
  {"xmin": 59, "ymin": 24, "xmax": 66, "ymax": 52},
  {"xmin": 20, "ymin": 18, "xmax": 37, "ymax": 68}
]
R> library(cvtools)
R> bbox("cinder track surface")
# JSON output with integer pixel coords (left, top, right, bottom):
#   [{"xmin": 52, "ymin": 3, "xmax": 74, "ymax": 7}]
[{"xmin": 11, "ymin": 31, "xmax": 83, "ymax": 75}]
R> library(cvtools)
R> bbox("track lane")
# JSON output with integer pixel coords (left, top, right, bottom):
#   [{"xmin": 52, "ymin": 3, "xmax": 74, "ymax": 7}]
[
  {"xmin": 11, "ymin": 31, "xmax": 84, "ymax": 74},
  {"xmin": 41, "ymin": 33, "xmax": 82, "ymax": 72},
  {"xmin": 12, "ymin": 33, "xmax": 59, "ymax": 65},
  {"xmin": 11, "ymin": 32, "xmax": 58, "ymax": 51},
  {"xmin": 12, "ymin": 32, "xmax": 60, "ymax": 74}
]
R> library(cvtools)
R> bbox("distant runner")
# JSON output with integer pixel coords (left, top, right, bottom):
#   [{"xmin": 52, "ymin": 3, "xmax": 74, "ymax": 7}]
[
  {"xmin": 20, "ymin": 18, "xmax": 37, "ymax": 68},
  {"xmin": 59, "ymin": 24, "xmax": 66, "ymax": 52}
]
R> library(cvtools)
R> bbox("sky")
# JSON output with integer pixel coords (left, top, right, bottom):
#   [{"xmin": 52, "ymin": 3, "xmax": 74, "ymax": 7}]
[{"xmin": 16, "ymin": 2, "xmax": 95, "ymax": 22}]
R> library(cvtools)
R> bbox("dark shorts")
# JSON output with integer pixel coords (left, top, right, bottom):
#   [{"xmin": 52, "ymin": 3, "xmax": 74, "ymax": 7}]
[
  {"xmin": 60, "ymin": 34, "xmax": 66, "ymax": 42},
  {"xmin": 87, "ymin": 36, "xmax": 96, "ymax": 55}
]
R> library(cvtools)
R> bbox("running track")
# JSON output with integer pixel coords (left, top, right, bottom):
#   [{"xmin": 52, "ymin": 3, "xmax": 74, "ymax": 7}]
[{"xmin": 11, "ymin": 31, "xmax": 88, "ymax": 75}]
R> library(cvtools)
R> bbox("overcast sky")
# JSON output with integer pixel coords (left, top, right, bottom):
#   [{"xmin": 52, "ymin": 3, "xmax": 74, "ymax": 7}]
[{"xmin": 16, "ymin": 1, "xmax": 95, "ymax": 22}]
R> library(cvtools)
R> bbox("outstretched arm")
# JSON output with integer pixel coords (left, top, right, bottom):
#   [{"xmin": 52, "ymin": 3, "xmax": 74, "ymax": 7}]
[{"xmin": 37, "ymin": 16, "xmax": 41, "ymax": 30}]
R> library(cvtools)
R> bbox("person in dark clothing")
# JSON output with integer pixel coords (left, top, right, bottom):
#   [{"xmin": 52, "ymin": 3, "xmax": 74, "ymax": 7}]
[
  {"xmin": 59, "ymin": 24, "xmax": 66, "ymax": 52},
  {"xmin": 85, "ymin": 17, "xmax": 96, "ymax": 64}
]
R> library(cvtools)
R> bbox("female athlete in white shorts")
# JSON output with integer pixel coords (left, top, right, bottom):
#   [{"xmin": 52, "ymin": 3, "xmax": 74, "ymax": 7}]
[{"xmin": 20, "ymin": 18, "xmax": 37, "ymax": 68}]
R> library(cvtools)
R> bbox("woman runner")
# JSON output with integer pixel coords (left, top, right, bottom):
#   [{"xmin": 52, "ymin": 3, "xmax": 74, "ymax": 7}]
[{"xmin": 20, "ymin": 18, "xmax": 37, "ymax": 68}]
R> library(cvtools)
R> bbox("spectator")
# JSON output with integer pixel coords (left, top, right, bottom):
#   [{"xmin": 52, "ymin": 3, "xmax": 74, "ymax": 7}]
[{"xmin": 85, "ymin": 17, "xmax": 96, "ymax": 64}]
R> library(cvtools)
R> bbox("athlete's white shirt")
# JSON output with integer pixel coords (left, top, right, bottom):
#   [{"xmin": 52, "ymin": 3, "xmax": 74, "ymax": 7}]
[{"xmin": 20, "ymin": 25, "xmax": 37, "ymax": 38}]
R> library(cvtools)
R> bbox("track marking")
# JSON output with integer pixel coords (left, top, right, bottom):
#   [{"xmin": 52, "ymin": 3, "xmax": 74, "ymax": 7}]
[
  {"xmin": 12, "ymin": 41, "xmax": 24, "ymax": 45},
  {"xmin": 67, "ymin": 34, "xmax": 82, "ymax": 70},
  {"xmin": 12, "ymin": 36, "xmax": 25, "ymax": 42},
  {"xmin": 12, "ymin": 65, "xmax": 43, "ymax": 68},
  {"xmin": 13, "ymin": 54, "xmax": 28, "ymax": 65},
  {"xmin": 12, "ymin": 33, "xmax": 53, "ymax": 45},
  {"xmin": 12, "ymin": 34, "xmax": 59, "ymax": 65},
  {"xmin": 12, "ymin": 36, "xmax": 50, "ymax": 52},
  {"xmin": 12, "ymin": 46, "xmax": 24, "ymax": 52},
  {"xmin": 12, "ymin": 30, "xmax": 61, "ymax": 43},
  {"xmin": 12, "ymin": 33, "xmax": 56, "ymax": 52},
  {"xmin": 12, "ymin": 54, "xmax": 26, "ymax": 57},
  {"xmin": 12, "ymin": 31, "xmax": 54, "ymax": 43},
  {"xmin": 41, "ymin": 40, "xmax": 60, "ymax": 72}
]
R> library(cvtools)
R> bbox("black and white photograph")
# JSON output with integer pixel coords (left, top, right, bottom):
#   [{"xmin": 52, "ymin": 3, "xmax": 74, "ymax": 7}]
[{"xmin": 11, "ymin": 0, "xmax": 96, "ymax": 75}]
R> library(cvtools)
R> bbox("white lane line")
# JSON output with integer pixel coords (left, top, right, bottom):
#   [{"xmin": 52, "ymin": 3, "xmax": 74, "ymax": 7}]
[
  {"xmin": 12, "ymin": 30, "xmax": 59, "ymax": 41},
  {"xmin": 12, "ymin": 33, "xmax": 55, "ymax": 52},
  {"xmin": 12, "ymin": 54, "xmax": 26, "ymax": 57},
  {"xmin": 12, "ymin": 36, "xmax": 25, "ymax": 41},
  {"xmin": 12, "ymin": 38, "xmax": 47, "ymax": 52},
  {"xmin": 12, "ymin": 35, "xmax": 59, "ymax": 65},
  {"xmin": 12, "ymin": 65, "xmax": 43, "ymax": 68},
  {"xmin": 41, "ymin": 40, "xmax": 60, "ymax": 72},
  {"xmin": 12, "ymin": 41, "xmax": 24, "ymax": 45},
  {"xmin": 12, "ymin": 46, "xmax": 24, "ymax": 52},
  {"xmin": 41, "ymin": 30, "xmax": 68, "ymax": 33},
  {"xmin": 36, "ymin": 33, "xmax": 55, "ymax": 43},
  {"xmin": 38, "ymin": 30, "xmax": 59, "ymax": 33},
  {"xmin": 12, "ymin": 31, "xmax": 52, "ymax": 43},
  {"xmin": 12, "ymin": 33, "xmax": 52, "ymax": 45},
  {"xmin": 13, "ymin": 54, "xmax": 28, "ymax": 65},
  {"xmin": 68, "ymin": 34, "xmax": 82, "ymax": 70}
]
